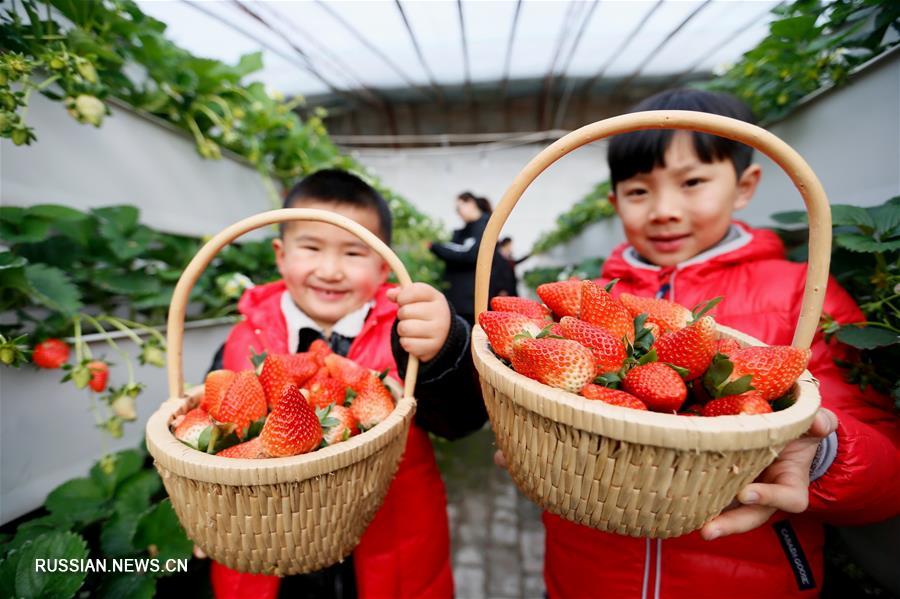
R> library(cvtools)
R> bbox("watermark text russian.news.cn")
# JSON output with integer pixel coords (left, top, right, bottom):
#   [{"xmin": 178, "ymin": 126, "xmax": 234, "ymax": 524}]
[{"xmin": 34, "ymin": 558, "xmax": 189, "ymax": 574}]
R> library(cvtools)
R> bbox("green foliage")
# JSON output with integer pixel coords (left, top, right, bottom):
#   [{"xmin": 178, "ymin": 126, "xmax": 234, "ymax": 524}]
[
  {"xmin": 0, "ymin": 0, "xmax": 445, "ymax": 287},
  {"xmin": 772, "ymin": 196, "xmax": 900, "ymax": 407},
  {"xmin": 0, "ymin": 446, "xmax": 190, "ymax": 598},
  {"xmin": 0, "ymin": 203, "xmax": 279, "ymax": 341},
  {"xmin": 703, "ymin": 0, "xmax": 900, "ymax": 123},
  {"xmin": 530, "ymin": 181, "xmax": 616, "ymax": 255},
  {"xmin": 522, "ymin": 257, "xmax": 606, "ymax": 292}
]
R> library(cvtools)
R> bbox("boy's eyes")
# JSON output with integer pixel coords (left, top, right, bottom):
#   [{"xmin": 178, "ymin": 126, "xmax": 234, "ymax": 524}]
[
  {"xmin": 623, "ymin": 188, "xmax": 647, "ymax": 198},
  {"xmin": 683, "ymin": 177, "xmax": 706, "ymax": 187}
]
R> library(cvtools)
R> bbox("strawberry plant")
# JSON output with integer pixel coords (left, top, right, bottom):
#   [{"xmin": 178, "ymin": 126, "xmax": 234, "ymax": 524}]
[
  {"xmin": 772, "ymin": 196, "xmax": 900, "ymax": 408},
  {"xmin": 0, "ymin": 446, "xmax": 194, "ymax": 599}
]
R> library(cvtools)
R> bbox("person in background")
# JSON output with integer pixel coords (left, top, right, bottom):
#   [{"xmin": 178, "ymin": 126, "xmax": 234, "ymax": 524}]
[
  {"xmin": 430, "ymin": 192, "xmax": 516, "ymax": 324},
  {"xmin": 497, "ymin": 236, "xmax": 531, "ymax": 297}
]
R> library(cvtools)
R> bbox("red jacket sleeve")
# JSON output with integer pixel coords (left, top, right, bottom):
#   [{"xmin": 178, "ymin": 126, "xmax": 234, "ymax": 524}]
[
  {"xmin": 221, "ymin": 320, "xmax": 265, "ymax": 372},
  {"xmin": 805, "ymin": 276, "xmax": 900, "ymax": 524}
]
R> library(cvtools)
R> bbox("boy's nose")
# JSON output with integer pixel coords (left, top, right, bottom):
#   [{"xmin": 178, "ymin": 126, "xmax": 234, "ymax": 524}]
[
  {"xmin": 314, "ymin": 254, "xmax": 344, "ymax": 281},
  {"xmin": 649, "ymin": 193, "xmax": 683, "ymax": 222}
]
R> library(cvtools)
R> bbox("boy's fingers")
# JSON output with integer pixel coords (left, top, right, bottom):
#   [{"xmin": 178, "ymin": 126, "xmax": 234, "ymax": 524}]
[
  {"xmin": 397, "ymin": 303, "xmax": 438, "ymax": 323},
  {"xmin": 807, "ymin": 408, "xmax": 838, "ymax": 439},
  {"xmin": 738, "ymin": 479, "xmax": 809, "ymax": 514},
  {"xmin": 493, "ymin": 450, "xmax": 508, "ymax": 469},
  {"xmin": 397, "ymin": 320, "xmax": 434, "ymax": 339},
  {"xmin": 700, "ymin": 504, "xmax": 777, "ymax": 540},
  {"xmin": 385, "ymin": 287, "xmax": 400, "ymax": 302},
  {"xmin": 399, "ymin": 337, "xmax": 438, "ymax": 360},
  {"xmin": 395, "ymin": 283, "xmax": 437, "ymax": 305}
]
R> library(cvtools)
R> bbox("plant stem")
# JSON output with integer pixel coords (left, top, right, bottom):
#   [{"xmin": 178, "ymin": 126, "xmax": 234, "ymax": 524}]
[{"xmin": 81, "ymin": 313, "xmax": 134, "ymax": 383}]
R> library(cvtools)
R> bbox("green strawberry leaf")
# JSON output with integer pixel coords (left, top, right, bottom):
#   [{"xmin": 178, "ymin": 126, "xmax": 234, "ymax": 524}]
[
  {"xmin": 45, "ymin": 477, "xmax": 111, "ymax": 525},
  {"xmin": 603, "ymin": 278, "xmax": 619, "ymax": 293},
  {"xmin": 834, "ymin": 325, "xmax": 900, "ymax": 349},
  {"xmin": 703, "ymin": 353, "xmax": 734, "ymax": 390},
  {"xmin": 344, "ymin": 388, "xmax": 358, "ymax": 406},
  {"xmin": 196, "ymin": 426, "xmax": 212, "ymax": 452},
  {"xmin": 632, "ymin": 313, "xmax": 655, "ymax": 352},
  {"xmin": 637, "ymin": 348, "xmax": 658, "ymax": 365},
  {"xmin": 133, "ymin": 500, "xmax": 192, "ymax": 567},
  {"xmin": 12, "ymin": 531, "xmax": 89, "ymax": 598},
  {"xmin": 90, "ymin": 449, "xmax": 143, "ymax": 498},
  {"xmin": 249, "ymin": 348, "xmax": 267, "ymax": 370},
  {"xmin": 96, "ymin": 574, "xmax": 156, "ymax": 599},
  {"xmin": 665, "ymin": 363, "xmax": 691, "ymax": 379},
  {"xmin": 378, "ymin": 368, "xmax": 389, "ymax": 381},
  {"xmin": 691, "ymin": 297, "xmax": 723, "ymax": 321},
  {"xmin": 718, "ymin": 375, "xmax": 755, "ymax": 398},
  {"xmin": 593, "ymin": 372, "xmax": 622, "ymax": 388},
  {"xmin": 246, "ymin": 416, "xmax": 267, "ymax": 439}
]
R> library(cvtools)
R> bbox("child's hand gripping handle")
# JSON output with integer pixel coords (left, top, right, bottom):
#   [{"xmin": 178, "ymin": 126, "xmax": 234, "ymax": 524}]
[
  {"xmin": 166, "ymin": 208, "xmax": 419, "ymax": 399},
  {"xmin": 474, "ymin": 110, "xmax": 832, "ymax": 350}
]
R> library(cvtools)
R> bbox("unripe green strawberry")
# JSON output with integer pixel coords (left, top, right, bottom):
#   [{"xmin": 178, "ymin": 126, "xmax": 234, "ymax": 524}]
[{"xmin": 622, "ymin": 362, "xmax": 687, "ymax": 413}]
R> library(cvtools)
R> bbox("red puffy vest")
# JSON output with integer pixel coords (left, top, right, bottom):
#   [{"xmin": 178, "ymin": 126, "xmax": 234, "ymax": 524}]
[
  {"xmin": 211, "ymin": 282, "xmax": 453, "ymax": 599},
  {"xmin": 542, "ymin": 223, "xmax": 900, "ymax": 598}
]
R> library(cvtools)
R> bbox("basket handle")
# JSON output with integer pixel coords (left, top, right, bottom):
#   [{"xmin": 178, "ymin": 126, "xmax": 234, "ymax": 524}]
[
  {"xmin": 474, "ymin": 110, "xmax": 832, "ymax": 349},
  {"xmin": 166, "ymin": 208, "xmax": 419, "ymax": 399}
]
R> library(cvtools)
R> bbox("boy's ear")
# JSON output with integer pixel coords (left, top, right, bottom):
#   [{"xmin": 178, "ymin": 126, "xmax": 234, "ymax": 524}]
[
  {"xmin": 734, "ymin": 164, "xmax": 762, "ymax": 211},
  {"xmin": 378, "ymin": 258, "xmax": 390, "ymax": 284},
  {"xmin": 608, "ymin": 190, "xmax": 619, "ymax": 210},
  {"xmin": 272, "ymin": 237, "xmax": 286, "ymax": 274}
]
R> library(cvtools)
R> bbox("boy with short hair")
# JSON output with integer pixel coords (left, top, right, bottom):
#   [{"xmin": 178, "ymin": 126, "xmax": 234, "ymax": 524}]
[
  {"xmin": 538, "ymin": 89, "xmax": 900, "ymax": 598},
  {"xmin": 211, "ymin": 169, "xmax": 487, "ymax": 599}
]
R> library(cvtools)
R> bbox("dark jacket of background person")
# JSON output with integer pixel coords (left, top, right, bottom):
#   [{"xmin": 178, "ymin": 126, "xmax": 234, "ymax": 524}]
[{"xmin": 430, "ymin": 212, "xmax": 516, "ymax": 323}]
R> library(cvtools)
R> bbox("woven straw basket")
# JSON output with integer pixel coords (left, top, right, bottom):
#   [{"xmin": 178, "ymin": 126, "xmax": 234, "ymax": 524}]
[
  {"xmin": 146, "ymin": 209, "xmax": 419, "ymax": 575},
  {"xmin": 472, "ymin": 111, "xmax": 832, "ymax": 539}
]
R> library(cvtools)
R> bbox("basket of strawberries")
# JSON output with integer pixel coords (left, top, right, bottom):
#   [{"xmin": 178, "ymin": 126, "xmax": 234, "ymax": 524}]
[
  {"xmin": 471, "ymin": 111, "xmax": 831, "ymax": 539},
  {"xmin": 145, "ymin": 209, "xmax": 419, "ymax": 575}
]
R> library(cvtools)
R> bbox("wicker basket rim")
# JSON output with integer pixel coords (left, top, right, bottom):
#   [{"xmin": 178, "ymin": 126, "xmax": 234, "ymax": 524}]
[
  {"xmin": 472, "ymin": 323, "xmax": 820, "ymax": 451},
  {"xmin": 145, "ymin": 377, "xmax": 416, "ymax": 486}
]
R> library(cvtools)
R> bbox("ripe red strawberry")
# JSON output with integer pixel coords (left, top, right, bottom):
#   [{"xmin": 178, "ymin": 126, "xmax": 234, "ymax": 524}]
[
  {"xmin": 217, "ymin": 436, "xmax": 266, "ymax": 459},
  {"xmin": 654, "ymin": 316, "xmax": 717, "ymax": 381},
  {"xmin": 510, "ymin": 337, "xmax": 596, "ymax": 393},
  {"xmin": 350, "ymin": 378, "xmax": 395, "ymax": 430},
  {"xmin": 259, "ymin": 354, "xmax": 294, "ymax": 409},
  {"xmin": 288, "ymin": 352, "xmax": 319, "ymax": 387},
  {"xmin": 324, "ymin": 353, "xmax": 369, "ymax": 389},
  {"xmin": 201, "ymin": 370, "xmax": 236, "ymax": 413},
  {"xmin": 622, "ymin": 362, "xmax": 687, "ymax": 412},
  {"xmin": 308, "ymin": 339, "xmax": 332, "ymax": 365},
  {"xmin": 478, "ymin": 311, "xmax": 543, "ymax": 360},
  {"xmin": 728, "ymin": 346, "xmax": 811, "ymax": 401},
  {"xmin": 536, "ymin": 280, "xmax": 582, "ymax": 319},
  {"xmin": 702, "ymin": 391, "xmax": 772, "ymax": 416},
  {"xmin": 87, "ymin": 360, "xmax": 109, "ymax": 392},
  {"xmin": 261, "ymin": 384, "xmax": 322, "ymax": 457},
  {"xmin": 321, "ymin": 404, "xmax": 360, "ymax": 445},
  {"xmin": 174, "ymin": 407, "xmax": 211, "ymax": 450},
  {"xmin": 306, "ymin": 377, "xmax": 348, "ymax": 409},
  {"xmin": 558, "ymin": 317, "xmax": 626, "ymax": 375},
  {"xmin": 715, "ymin": 337, "xmax": 742, "ymax": 356},
  {"xmin": 210, "ymin": 370, "xmax": 267, "ymax": 438},
  {"xmin": 490, "ymin": 296, "xmax": 551, "ymax": 320},
  {"xmin": 32, "ymin": 338, "xmax": 69, "ymax": 369},
  {"xmin": 580, "ymin": 384, "xmax": 647, "ymax": 410},
  {"xmin": 619, "ymin": 293, "xmax": 692, "ymax": 333},
  {"xmin": 580, "ymin": 281, "xmax": 633, "ymax": 342}
]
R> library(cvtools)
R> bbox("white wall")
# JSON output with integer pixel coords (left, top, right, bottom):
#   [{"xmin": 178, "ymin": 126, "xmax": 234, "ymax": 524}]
[
  {"xmin": 0, "ymin": 94, "xmax": 274, "ymax": 240},
  {"xmin": 353, "ymin": 139, "xmax": 614, "ymax": 259},
  {"xmin": 752, "ymin": 49, "xmax": 900, "ymax": 221}
]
